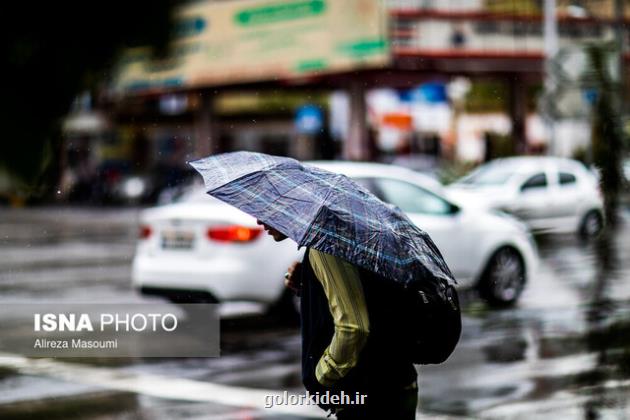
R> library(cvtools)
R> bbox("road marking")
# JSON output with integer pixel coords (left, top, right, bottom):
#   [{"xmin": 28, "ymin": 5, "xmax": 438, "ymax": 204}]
[{"xmin": 0, "ymin": 352, "xmax": 325, "ymax": 418}]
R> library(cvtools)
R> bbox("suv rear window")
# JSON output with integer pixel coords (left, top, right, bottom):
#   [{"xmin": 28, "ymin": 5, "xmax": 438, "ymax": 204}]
[{"xmin": 559, "ymin": 172, "xmax": 577, "ymax": 185}]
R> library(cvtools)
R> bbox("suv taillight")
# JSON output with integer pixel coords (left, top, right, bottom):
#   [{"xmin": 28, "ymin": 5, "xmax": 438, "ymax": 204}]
[
  {"xmin": 139, "ymin": 225, "xmax": 152, "ymax": 239},
  {"xmin": 207, "ymin": 225, "xmax": 262, "ymax": 242}
]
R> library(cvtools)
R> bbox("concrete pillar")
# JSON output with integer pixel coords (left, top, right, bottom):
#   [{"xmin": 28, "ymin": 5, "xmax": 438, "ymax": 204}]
[
  {"xmin": 509, "ymin": 77, "xmax": 527, "ymax": 154},
  {"xmin": 194, "ymin": 93, "xmax": 218, "ymax": 158},
  {"xmin": 293, "ymin": 134, "xmax": 315, "ymax": 160},
  {"xmin": 344, "ymin": 81, "xmax": 370, "ymax": 161}
]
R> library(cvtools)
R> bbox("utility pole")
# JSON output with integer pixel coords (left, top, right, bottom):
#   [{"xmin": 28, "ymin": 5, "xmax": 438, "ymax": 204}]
[
  {"xmin": 543, "ymin": 0, "xmax": 558, "ymax": 155},
  {"xmin": 614, "ymin": 0, "xmax": 625, "ymax": 112},
  {"xmin": 345, "ymin": 80, "xmax": 370, "ymax": 161}
]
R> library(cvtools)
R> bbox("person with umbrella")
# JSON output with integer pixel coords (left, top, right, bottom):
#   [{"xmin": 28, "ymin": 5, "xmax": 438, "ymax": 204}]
[
  {"xmin": 190, "ymin": 151, "xmax": 459, "ymax": 419},
  {"xmin": 265, "ymin": 223, "xmax": 418, "ymax": 419}
]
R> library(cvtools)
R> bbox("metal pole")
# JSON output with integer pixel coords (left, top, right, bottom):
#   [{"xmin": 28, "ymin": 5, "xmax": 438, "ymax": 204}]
[
  {"xmin": 194, "ymin": 92, "xmax": 217, "ymax": 157},
  {"xmin": 615, "ymin": 0, "xmax": 625, "ymax": 112},
  {"xmin": 344, "ymin": 81, "xmax": 369, "ymax": 161},
  {"xmin": 543, "ymin": 0, "xmax": 558, "ymax": 155},
  {"xmin": 544, "ymin": 0, "xmax": 558, "ymax": 58}
]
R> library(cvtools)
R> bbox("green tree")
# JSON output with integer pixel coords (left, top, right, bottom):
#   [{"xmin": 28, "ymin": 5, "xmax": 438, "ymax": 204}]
[
  {"xmin": 586, "ymin": 43, "xmax": 626, "ymax": 227},
  {"xmin": 0, "ymin": 1, "xmax": 175, "ymax": 200}
]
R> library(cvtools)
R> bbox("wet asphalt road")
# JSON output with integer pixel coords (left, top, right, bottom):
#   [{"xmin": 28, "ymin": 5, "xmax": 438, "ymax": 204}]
[{"xmin": 1, "ymin": 206, "xmax": 630, "ymax": 419}]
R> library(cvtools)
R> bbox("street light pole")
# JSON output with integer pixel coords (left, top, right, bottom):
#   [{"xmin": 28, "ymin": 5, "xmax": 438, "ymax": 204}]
[
  {"xmin": 614, "ymin": 0, "xmax": 625, "ymax": 113},
  {"xmin": 544, "ymin": 0, "xmax": 558, "ymax": 155},
  {"xmin": 446, "ymin": 77, "xmax": 471, "ymax": 161}
]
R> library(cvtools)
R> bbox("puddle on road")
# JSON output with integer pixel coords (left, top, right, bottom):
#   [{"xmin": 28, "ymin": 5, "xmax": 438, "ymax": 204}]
[
  {"xmin": 1, "ymin": 209, "xmax": 629, "ymax": 418},
  {"xmin": 418, "ymin": 225, "xmax": 630, "ymax": 418},
  {"xmin": 0, "ymin": 391, "xmax": 138, "ymax": 420}
]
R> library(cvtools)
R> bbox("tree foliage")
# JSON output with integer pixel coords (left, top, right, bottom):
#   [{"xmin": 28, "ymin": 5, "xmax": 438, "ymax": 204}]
[
  {"xmin": 586, "ymin": 43, "xmax": 626, "ymax": 226},
  {"xmin": 0, "ymin": 0, "xmax": 175, "ymax": 198}
]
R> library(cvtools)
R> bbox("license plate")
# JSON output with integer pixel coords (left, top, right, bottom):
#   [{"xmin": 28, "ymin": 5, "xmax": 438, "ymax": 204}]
[{"xmin": 161, "ymin": 229, "xmax": 195, "ymax": 250}]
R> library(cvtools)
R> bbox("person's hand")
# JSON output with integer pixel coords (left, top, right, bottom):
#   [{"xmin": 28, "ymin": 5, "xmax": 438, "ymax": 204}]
[{"xmin": 284, "ymin": 261, "xmax": 302, "ymax": 295}]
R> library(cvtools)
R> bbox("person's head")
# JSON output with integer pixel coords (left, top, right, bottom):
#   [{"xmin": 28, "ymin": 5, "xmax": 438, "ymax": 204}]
[{"xmin": 256, "ymin": 219, "xmax": 288, "ymax": 242}]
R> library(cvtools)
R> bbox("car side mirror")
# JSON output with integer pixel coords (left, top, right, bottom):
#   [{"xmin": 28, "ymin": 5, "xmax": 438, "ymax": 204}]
[{"xmin": 449, "ymin": 203, "xmax": 461, "ymax": 215}]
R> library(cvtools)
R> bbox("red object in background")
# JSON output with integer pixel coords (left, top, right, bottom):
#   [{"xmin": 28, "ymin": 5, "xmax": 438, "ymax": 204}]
[
  {"xmin": 381, "ymin": 113, "xmax": 413, "ymax": 130},
  {"xmin": 207, "ymin": 226, "xmax": 263, "ymax": 243},
  {"xmin": 139, "ymin": 225, "xmax": 153, "ymax": 239}
]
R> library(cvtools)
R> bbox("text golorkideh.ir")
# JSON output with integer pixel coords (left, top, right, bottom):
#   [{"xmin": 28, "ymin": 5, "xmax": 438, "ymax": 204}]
[{"xmin": 264, "ymin": 390, "xmax": 367, "ymax": 408}]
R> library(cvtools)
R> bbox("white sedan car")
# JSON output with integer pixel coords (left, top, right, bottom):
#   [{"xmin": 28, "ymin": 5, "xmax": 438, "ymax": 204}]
[
  {"xmin": 446, "ymin": 157, "xmax": 604, "ymax": 236},
  {"xmin": 132, "ymin": 161, "xmax": 538, "ymax": 309}
]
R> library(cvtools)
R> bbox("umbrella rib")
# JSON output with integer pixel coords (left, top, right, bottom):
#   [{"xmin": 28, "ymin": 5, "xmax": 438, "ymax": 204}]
[
  {"xmin": 204, "ymin": 165, "xmax": 276, "ymax": 195},
  {"xmin": 265, "ymin": 174, "xmax": 327, "ymax": 207},
  {"xmin": 299, "ymin": 174, "xmax": 417, "ymax": 265},
  {"xmin": 295, "ymin": 174, "xmax": 341, "ymax": 246},
  {"xmin": 255, "ymin": 167, "xmax": 411, "ymax": 230}
]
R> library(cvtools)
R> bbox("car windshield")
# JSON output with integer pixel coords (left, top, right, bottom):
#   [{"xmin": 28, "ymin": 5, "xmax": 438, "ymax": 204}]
[{"xmin": 459, "ymin": 164, "xmax": 516, "ymax": 186}]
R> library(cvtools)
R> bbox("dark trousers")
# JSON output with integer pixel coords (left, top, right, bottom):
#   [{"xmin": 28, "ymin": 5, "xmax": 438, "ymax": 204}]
[{"xmin": 334, "ymin": 384, "xmax": 418, "ymax": 420}]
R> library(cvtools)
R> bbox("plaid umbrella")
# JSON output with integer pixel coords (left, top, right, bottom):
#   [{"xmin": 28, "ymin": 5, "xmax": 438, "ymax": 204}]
[{"xmin": 189, "ymin": 151, "xmax": 455, "ymax": 287}]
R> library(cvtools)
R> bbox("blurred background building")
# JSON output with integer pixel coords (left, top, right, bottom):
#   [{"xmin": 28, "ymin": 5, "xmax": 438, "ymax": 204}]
[{"xmin": 59, "ymin": 0, "xmax": 630, "ymax": 203}]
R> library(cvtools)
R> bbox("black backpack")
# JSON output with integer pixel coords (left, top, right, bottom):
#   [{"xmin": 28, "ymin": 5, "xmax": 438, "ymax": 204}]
[
  {"xmin": 356, "ymin": 263, "xmax": 462, "ymax": 366},
  {"xmin": 404, "ymin": 279, "xmax": 462, "ymax": 364},
  {"xmin": 301, "ymin": 249, "xmax": 462, "ymax": 366}
]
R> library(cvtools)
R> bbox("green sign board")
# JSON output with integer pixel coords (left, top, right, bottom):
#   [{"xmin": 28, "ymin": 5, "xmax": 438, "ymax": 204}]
[{"xmin": 115, "ymin": 0, "xmax": 389, "ymax": 93}]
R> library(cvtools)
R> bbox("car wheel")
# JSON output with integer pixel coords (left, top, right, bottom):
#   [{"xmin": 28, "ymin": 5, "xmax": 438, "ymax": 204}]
[
  {"xmin": 479, "ymin": 247, "xmax": 525, "ymax": 307},
  {"xmin": 579, "ymin": 210, "xmax": 603, "ymax": 238}
]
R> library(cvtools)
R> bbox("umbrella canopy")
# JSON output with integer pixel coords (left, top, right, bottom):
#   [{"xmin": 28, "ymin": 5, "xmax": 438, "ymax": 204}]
[{"xmin": 189, "ymin": 151, "xmax": 455, "ymax": 287}]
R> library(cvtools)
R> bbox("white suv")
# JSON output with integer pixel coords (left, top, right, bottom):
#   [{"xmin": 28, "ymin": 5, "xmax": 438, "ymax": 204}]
[{"xmin": 446, "ymin": 157, "xmax": 604, "ymax": 236}]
